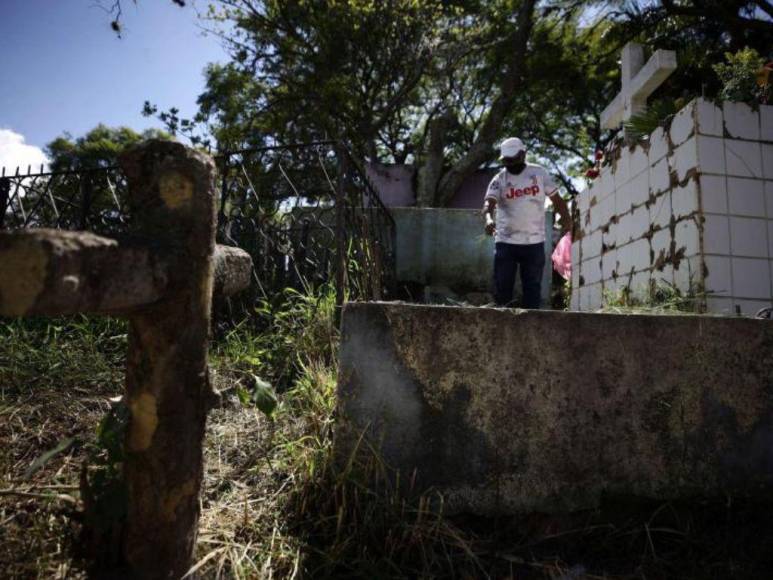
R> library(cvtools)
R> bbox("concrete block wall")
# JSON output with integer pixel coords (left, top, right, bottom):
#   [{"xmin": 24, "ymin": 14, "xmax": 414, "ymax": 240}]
[
  {"xmin": 572, "ymin": 98, "xmax": 773, "ymax": 314},
  {"xmin": 390, "ymin": 207, "xmax": 554, "ymax": 305}
]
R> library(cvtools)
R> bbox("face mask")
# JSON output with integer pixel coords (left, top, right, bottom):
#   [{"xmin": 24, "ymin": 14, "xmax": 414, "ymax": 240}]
[{"xmin": 504, "ymin": 159, "xmax": 526, "ymax": 174}]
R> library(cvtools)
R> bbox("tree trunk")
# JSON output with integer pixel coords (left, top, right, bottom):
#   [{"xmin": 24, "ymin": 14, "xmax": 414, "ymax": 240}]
[
  {"xmin": 418, "ymin": 0, "xmax": 538, "ymax": 207},
  {"xmin": 416, "ymin": 110, "xmax": 454, "ymax": 207}
]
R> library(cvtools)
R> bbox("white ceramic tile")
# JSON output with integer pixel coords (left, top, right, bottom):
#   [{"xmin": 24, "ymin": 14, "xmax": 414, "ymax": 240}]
[
  {"xmin": 723, "ymin": 101, "xmax": 761, "ymax": 140},
  {"xmin": 725, "ymin": 139, "xmax": 763, "ymax": 178},
  {"xmin": 583, "ymin": 283, "xmax": 602, "ymax": 311},
  {"xmin": 588, "ymin": 204, "xmax": 600, "ymax": 233},
  {"xmin": 613, "ymin": 148, "xmax": 631, "ymax": 189},
  {"xmin": 729, "ymin": 217, "xmax": 768, "ymax": 258},
  {"xmin": 670, "ymin": 137, "xmax": 698, "ymax": 182},
  {"xmin": 705, "ymin": 296, "xmax": 734, "ymax": 315},
  {"xmin": 703, "ymin": 255, "xmax": 732, "ymax": 294},
  {"xmin": 733, "ymin": 299, "xmax": 773, "ymax": 316},
  {"xmin": 571, "ymin": 238, "xmax": 580, "ymax": 268},
  {"xmin": 600, "ymin": 168, "xmax": 614, "ymax": 200},
  {"xmin": 670, "ymin": 101, "xmax": 695, "ymax": 147},
  {"xmin": 648, "ymin": 127, "xmax": 669, "ymax": 165},
  {"xmin": 602, "ymin": 249, "xmax": 617, "ymax": 279},
  {"xmin": 674, "ymin": 218, "xmax": 701, "ymax": 257},
  {"xmin": 674, "ymin": 255, "xmax": 702, "ymax": 292},
  {"xmin": 571, "ymin": 262, "xmax": 580, "ymax": 292},
  {"xmin": 672, "ymin": 179, "xmax": 699, "ymax": 220},
  {"xmin": 649, "ymin": 157, "xmax": 671, "ymax": 195},
  {"xmin": 598, "ymin": 194, "xmax": 615, "ymax": 229},
  {"xmin": 603, "ymin": 220, "xmax": 617, "ymax": 249},
  {"xmin": 649, "ymin": 190, "xmax": 672, "ymax": 230},
  {"xmin": 616, "ymin": 180, "xmax": 633, "ymax": 216},
  {"xmin": 570, "ymin": 287, "xmax": 580, "ymax": 311},
  {"xmin": 732, "ymin": 257, "xmax": 771, "ymax": 299},
  {"xmin": 695, "ymin": 98, "xmax": 723, "ymax": 136},
  {"xmin": 588, "ymin": 179, "xmax": 600, "ymax": 204},
  {"xmin": 629, "ymin": 270, "xmax": 652, "ymax": 301},
  {"xmin": 578, "ymin": 188, "xmax": 590, "ymax": 215},
  {"xmin": 727, "ymin": 178, "xmax": 765, "ymax": 217},
  {"xmin": 761, "ymin": 104, "xmax": 773, "ymax": 141},
  {"xmin": 762, "ymin": 144, "xmax": 773, "ymax": 180},
  {"xmin": 616, "ymin": 212, "xmax": 633, "ymax": 245},
  {"xmin": 632, "ymin": 205, "xmax": 651, "ymax": 240},
  {"xmin": 629, "ymin": 145, "xmax": 649, "ymax": 179},
  {"xmin": 583, "ymin": 229, "xmax": 602, "ymax": 259},
  {"xmin": 627, "ymin": 237, "xmax": 651, "ymax": 272},
  {"xmin": 580, "ymin": 210, "xmax": 592, "ymax": 236},
  {"xmin": 584, "ymin": 257, "xmax": 603, "ymax": 285},
  {"xmin": 651, "ymin": 226, "xmax": 671, "ymax": 257},
  {"xmin": 628, "ymin": 169, "xmax": 649, "ymax": 207},
  {"xmin": 696, "ymin": 136, "xmax": 726, "ymax": 175},
  {"xmin": 702, "ymin": 214, "xmax": 730, "ymax": 254},
  {"xmin": 699, "ymin": 175, "xmax": 728, "ymax": 214}
]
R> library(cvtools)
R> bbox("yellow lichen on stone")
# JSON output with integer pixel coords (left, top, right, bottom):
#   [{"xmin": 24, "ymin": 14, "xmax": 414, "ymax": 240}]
[
  {"xmin": 162, "ymin": 479, "xmax": 196, "ymax": 522},
  {"xmin": 128, "ymin": 392, "xmax": 158, "ymax": 451},
  {"xmin": 158, "ymin": 171, "xmax": 193, "ymax": 209},
  {"xmin": 0, "ymin": 239, "xmax": 48, "ymax": 316}
]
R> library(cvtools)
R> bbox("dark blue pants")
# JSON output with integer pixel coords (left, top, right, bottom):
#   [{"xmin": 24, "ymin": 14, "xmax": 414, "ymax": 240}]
[{"xmin": 494, "ymin": 242, "xmax": 545, "ymax": 309}]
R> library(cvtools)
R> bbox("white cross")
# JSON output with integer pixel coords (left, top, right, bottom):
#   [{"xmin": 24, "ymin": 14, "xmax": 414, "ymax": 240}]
[{"xmin": 601, "ymin": 42, "xmax": 677, "ymax": 131}]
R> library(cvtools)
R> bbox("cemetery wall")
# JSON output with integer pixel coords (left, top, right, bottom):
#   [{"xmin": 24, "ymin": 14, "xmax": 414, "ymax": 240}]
[
  {"xmin": 572, "ymin": 98, "xmax": 773, "ymax": 314},
  {"xmin": 336, "ymin": 302, "xmax": 773, "ymax": 514},
  {"xmin": 390, "ymin": 207, "xmax": 553, "ymax": 304}
]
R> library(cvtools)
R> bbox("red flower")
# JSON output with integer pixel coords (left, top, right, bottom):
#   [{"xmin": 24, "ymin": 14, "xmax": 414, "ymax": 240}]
[
  {"xmin": 585, "ymin": 168, "xmax": 600, "ymax": 179},
  {"xmin": 594, "ymin": 149, "xmax": 604, "ymax": 161}
]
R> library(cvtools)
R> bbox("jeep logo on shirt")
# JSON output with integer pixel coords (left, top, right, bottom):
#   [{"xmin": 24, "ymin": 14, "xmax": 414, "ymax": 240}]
[{"xmin": 505, "ymin": 176, "xmax": 540, "ymax": 199}]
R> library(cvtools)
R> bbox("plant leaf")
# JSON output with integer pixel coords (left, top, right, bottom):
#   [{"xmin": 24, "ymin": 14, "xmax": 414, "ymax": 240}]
[
  {"xmin": 24, "ymin": 437, "xmax": 77, "ymax": 479},
  {"xmin": 250, "ymin": 374, "xmax": 277, "ymax": 418}
]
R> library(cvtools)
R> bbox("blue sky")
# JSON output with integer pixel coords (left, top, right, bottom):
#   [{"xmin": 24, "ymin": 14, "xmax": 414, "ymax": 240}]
[{"xmin": 0, "ymin": 0, "xmax": 228, "ymax": 170}]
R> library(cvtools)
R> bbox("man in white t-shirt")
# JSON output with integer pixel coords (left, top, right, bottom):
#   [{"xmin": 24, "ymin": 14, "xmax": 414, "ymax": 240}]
[{"xmin": 482, "ymin": 137, "xmax": 571, "ymax": 308}]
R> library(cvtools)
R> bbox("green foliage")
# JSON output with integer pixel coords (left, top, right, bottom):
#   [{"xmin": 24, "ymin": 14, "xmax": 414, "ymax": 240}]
[
  {"xmin": 713, "ymin": 47, "xmax": 768, "ymax": 105},
  {"xmin": 0, "ymin": 315, "xmax": 127, "ymax": 394},
  {"xmin": 236, "ymin": 374, "xmax": 278, "ymax": 418},
  {"xmin": 602, "ymin": 279, "xmax": 706, "ymax": 314},
  {"xmin": 212, "ymin": 282, "xmax": 339, "ymax": 390},
  {"xmin": 623, "ymin": 98, "xmax": 683, "ymax": 140},
  {"xmin": 46, "ymin": 124, "xmax": 171, "ymax": 171}
]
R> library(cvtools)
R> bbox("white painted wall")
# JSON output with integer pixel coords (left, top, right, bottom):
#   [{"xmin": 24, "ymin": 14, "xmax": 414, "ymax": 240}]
[{"xmin": 572, "ymin": 98, "xmax": 773, "ymax": 315}]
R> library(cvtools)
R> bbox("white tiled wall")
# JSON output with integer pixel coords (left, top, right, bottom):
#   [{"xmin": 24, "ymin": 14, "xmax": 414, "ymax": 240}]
[{"xmin": 571, "ymin": 98, "xmax": 773, "ymax": 315}]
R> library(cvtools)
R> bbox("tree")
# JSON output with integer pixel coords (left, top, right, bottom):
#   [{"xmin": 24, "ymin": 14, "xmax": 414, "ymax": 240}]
[
  {"xmin": 34, "ymin": 125, "xmax": 172, "ymax": 233},
  {"xmin": 101, "ymin": 0, "xmax": 187, "ymax": 36},
  {"xmin": 183, "ymin": 0, "xmax": 593, "ymax": 207},
  {"xmin": 47, "ymin": 124, "xmax": 170, "ymax": 171}
]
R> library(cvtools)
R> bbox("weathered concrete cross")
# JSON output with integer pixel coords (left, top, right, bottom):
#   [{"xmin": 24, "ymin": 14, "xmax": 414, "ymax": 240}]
[
  {"xmin": 601, "ymin": 42, "xmax": 677, "ymax": 134},
  {"xmin": 0, "ymin": 140, "xmax": 253, "ymax": 578}
]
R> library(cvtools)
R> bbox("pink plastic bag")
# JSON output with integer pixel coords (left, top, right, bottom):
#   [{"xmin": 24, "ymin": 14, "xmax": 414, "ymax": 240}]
[{"xmin": 551, "ymin": 233, "xmax": 572, "ymax": 281}]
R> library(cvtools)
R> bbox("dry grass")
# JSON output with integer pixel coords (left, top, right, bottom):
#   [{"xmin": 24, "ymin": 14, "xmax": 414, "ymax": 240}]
[{"xmin": 1, "ymin": 313, "xmax": 773, "ymax": 579}]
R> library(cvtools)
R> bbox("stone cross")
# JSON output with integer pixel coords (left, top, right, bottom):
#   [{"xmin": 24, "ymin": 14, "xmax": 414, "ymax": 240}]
[
  {"xmin": 0, "ymin": 140, "xmax": 252, "ymax": 579},
  {"xmin": 601, "ymin": 42, "xmax": 677, "ymax": 133}
]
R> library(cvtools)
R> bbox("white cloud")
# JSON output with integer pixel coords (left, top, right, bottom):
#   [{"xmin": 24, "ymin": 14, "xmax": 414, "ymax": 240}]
[{"xmin": 0, "ymin": 129, "xmax": 48, "ymax": 175}]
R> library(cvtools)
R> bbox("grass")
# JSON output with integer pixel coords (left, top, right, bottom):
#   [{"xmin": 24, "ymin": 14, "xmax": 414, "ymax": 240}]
[{"xmin": 2, "ymin": 290, "xmax": 773, "ymax": 578}]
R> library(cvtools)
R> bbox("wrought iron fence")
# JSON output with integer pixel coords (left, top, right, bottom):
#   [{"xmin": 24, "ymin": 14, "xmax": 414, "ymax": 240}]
[{"xmin": 0, "ymin": 142, "xmax": 396, "ymax": 309}]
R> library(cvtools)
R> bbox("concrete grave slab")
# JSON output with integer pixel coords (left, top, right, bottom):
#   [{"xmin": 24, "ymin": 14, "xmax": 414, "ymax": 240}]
[{"xmin": 336, "ymin": 303, "xmax": 773, "ymax": 515}]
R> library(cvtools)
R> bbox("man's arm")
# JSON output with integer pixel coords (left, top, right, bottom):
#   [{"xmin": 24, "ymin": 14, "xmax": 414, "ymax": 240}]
[
  {"xmin": 549, "ymin": 192, "xmax": 572, "ymax": 234},
  {"xmin": 482, "ymin": 198, "xmax": 497, "ymax": 236}
]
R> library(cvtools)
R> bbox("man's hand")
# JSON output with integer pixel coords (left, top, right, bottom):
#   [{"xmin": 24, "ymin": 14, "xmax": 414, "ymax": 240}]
[{"xmin": 482, "ymin": 198, "xmax": 497, "ymax": 237}]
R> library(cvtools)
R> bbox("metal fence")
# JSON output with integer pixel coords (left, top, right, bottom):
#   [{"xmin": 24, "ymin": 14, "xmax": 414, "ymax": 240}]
[{"xmin": 0, "ymin": 142, "xmax": 396, "ymax": 309}]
